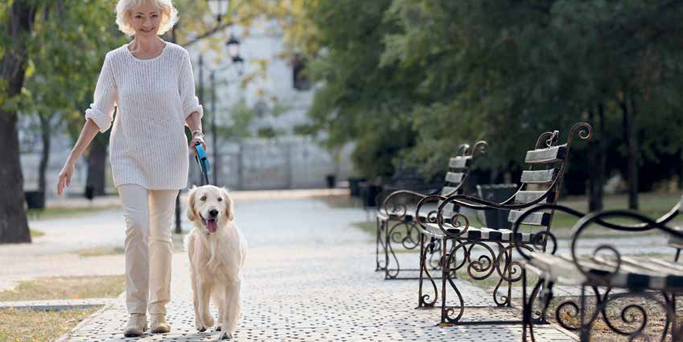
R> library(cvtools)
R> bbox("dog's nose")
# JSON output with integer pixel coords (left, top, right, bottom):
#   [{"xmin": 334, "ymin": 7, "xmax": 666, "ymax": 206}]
[{"xmin": 209, "ymin": 209, "xmax": 218, "ymax": 218}]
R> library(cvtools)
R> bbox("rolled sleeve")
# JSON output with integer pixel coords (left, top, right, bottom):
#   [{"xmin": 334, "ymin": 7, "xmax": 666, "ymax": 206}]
[
  {"xmin": 183, "ymin": 96, "xmax": 204, "ymax": 121},
  {"xmin": 85, "ymin": 107, "xmax": 112, "ymax": 133},
  {"xmin": 87, "ymin": 54, "xmax": 117, "ymax": 133},
  {"xmin": 179, "ymin": 50, "xmax": 203, "ymax": 121}
]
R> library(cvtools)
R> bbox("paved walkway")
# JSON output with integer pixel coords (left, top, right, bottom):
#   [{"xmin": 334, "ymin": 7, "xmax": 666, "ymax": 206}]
[
  {"xmin": 57, "ymin": 197, "xmax": 576, "ymax": 342},
  {"xmin": 0, "ymin": 190, "xmax": 348, "ymax": 291}
]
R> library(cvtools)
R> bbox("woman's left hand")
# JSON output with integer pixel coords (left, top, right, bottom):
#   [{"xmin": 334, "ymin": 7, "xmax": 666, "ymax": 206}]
[{"xmin": 189, "ymin": 134, "xmax": 207, "ymax": 156}]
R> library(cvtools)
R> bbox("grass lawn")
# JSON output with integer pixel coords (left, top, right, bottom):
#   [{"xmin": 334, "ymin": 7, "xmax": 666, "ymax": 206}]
[
  {"xmin": 76, "ymin": 247, "xmax": 126, "ymax": 257},
  {"xmin": 0, "ymin": 276, "xmax": 125, "ymax": 302},
  {"xmin": 26, "ymin": 206, "xmax": 119, "ymax": 221},
  {"xmin": 544, "ymin": 294, "xmax": 680, "ymax": 341},
  {"xmin": 353, "ymin": 221, "xmax": 376, "ymax": 235},
  {"xmin": 29, "ymin": 229, "xmax": 44, "ymax": 238},
  {"xmin": 0, "ymin": 307, "xmax": 100, "ymax": 342},
  {"xmin": 317, "ymin": 194, "xmax": 363, "ymax": 209}
]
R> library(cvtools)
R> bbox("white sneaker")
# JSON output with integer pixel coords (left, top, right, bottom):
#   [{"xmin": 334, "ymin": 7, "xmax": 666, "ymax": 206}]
[
  {"xmin": 123, "ymin": 313, "xmax": 147, "ymax": 337},
  {"xmin": 150, "ymin": 314, "xmax": 171, "ymax": 333}
]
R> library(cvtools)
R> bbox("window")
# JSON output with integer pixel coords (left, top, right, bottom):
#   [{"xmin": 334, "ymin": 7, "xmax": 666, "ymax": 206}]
[{"xmin": 292, "ymin": 54, "xmax": 310, "ymax": 91}]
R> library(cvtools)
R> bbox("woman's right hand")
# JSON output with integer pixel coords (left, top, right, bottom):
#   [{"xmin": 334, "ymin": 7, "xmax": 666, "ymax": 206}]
[{"xmin": 57, "ymin": 161, "xmax": 75, "ymax": 196}]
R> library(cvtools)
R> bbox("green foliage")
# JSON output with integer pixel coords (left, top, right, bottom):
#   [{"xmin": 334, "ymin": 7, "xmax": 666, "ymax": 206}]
[
  {"xmin": 302, "ymin": 0, "xmax": 428, "ymax": 179},
  {"xmin": 298, "ymin": 0, "xmax": 683, "ymax": 189},
  {"xmin": 216, "ymin": 98, "xmax": 254, "ymax": 139},
  {"xmin": 21, "ymin": 0, "xmax": 127, "ymax": 142},
  {"xmin": 257, "ymin": 126, "xmax": 282, "ymax": 139}
]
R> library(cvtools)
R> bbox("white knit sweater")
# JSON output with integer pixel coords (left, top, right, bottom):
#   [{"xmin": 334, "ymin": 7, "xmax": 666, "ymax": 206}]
[{"xmin": 85, "ymin": 42, "xmax": 203, "ymax": 190}]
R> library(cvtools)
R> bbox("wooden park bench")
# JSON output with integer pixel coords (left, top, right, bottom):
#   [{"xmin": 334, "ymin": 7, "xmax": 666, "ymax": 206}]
[
  {"xmin": 377, "ymin": 141, "xmax": 487, "ymax": 280},
  {"xmin": 514, "ymin": 197, "xmax": 683, "ymax": 342},
  {"xmin": 414, "ymin": 122, "xmax": 592, "ymax": 322}
]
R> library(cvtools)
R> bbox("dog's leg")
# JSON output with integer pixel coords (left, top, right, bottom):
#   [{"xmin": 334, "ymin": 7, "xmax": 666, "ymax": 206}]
[
  {"xmin": 188, "ymin": 237, "xmax": 206, "ymax": 332},
  {"xmin": 219, "ymin": 281, "xmax": 241, "ymax": 340},
  {"xmin": 213, "ymin": 292, "xmax": 224, "ymax": 331},
  {"xmin": 196, "ymin": 279, "xmax": 214, "ymax": 332},
  {"xmin": 191, "ymin": 266, "xmax": 203, "ymax": 332}
]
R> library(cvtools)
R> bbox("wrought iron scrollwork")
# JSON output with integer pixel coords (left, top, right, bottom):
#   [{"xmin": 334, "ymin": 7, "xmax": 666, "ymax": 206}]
[
  {"xmin": 417, "ymin": 235, "xmax": 439, "ymax": 308},
  {"xmin": 517, "ymin": 201, "xmax": 683, "ymax": 341}
]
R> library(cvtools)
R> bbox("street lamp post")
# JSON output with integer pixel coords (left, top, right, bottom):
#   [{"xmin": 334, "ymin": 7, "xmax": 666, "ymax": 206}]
[
  {"xmin": 210, "ymin": 71, "xmax": 218, "ymax": 185},
  {"xmin": 206, "ymin": 0, "xmax": 229, "ymax": 23}
]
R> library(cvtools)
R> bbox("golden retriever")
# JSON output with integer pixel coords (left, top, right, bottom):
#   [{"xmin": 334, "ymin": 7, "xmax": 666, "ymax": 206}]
[{"xmin": 185, "ymin": 185, "xmax": 247, "ymax": 340}]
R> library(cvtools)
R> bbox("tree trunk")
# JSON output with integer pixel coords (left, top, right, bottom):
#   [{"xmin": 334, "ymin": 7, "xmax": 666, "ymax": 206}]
[
  {"xmin": 38, "ymin": 113, "xmax": 51, "ymax": 197},
  {"xmin": 86, "ymin": 134, "xmax": 109, "ymax": 197},
  {"xmin": 628, "ymin": 97, "xmax": 638, "ymax": 210},
  {"xmin": 0, "ymin": 0, "xmax": 37, "ymax": 244},
  {"xmin": 620, "ymin": 94, "xmax": 639, "ymax": 210},
  {"xmin": 587, "ymin": 104, "xmax": 605, "ymax": 212}
]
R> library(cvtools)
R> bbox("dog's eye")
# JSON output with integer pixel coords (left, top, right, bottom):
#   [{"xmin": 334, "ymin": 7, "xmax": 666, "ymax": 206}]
[
  {"xmin": 200, "ymin": 196, "xmax": 206, "ymax": 201},
  {"xmin": 218, "ymin": 197, "xmax": 223, "ymax": 202}
]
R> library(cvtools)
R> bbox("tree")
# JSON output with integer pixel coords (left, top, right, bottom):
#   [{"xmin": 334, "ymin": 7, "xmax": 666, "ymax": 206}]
[
  {"xmin": 0, "ymin": 0, "xmax": 38, "ymax": 243},
  {"xmin": 374, "ymin": 0, "xmax": 683, "ymax": 204},
  {"xmin": 300, "ymin": 0, "xmax": 428, "ymax": 180},
  {"xmin": 23, "ymin": 0, "xmax": 127, "ymax": 199}
]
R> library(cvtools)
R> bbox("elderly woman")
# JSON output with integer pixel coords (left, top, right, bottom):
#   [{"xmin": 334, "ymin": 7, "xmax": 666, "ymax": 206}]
[{"xmin": 57, "ymin": 0, "xmax": 206, "ymax": 336}]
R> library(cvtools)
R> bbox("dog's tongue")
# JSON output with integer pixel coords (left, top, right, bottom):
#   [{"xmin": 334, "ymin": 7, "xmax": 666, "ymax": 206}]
[{"xmin": 207, "ymin": 219, "xmax": 218, "ymax": 233}]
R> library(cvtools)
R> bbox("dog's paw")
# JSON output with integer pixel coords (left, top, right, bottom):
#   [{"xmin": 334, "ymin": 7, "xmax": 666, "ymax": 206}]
[
  {"xmin": 195, "ymin": 316, "xmax": 208, "ymax": 332},
  {"xmin": 202, "ymin": 314, "xmax": 215, "ymax": 328},
  {"xmin": 220, "ymin": 331, "xmax": 233, "ymax": 340}
]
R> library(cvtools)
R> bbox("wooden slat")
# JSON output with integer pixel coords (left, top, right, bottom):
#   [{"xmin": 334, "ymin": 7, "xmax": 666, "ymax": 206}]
[
  {"xmin": 520, "ymin": 169, "xmax": 557, "ymax": 184},
  {"xmin": 440, "ymin": 186, "xmax": 460, "ymax": 196},
  {"xmin": 668, "ymin": 228, "xmax": 683, "ymax": 249},
  {"xmin": 449, "ymin": 156, "xmax": 471, "ymax": 169},
  {"xmin": 508, "ymin": 210, "xmax": 551, "ymax": 226},
  {"xmin": 525, "ymin": 144, "xmax": 567, "ymax": 164},
  {"xmin": 445, "ymin": 172, "xmax": 464, "ymax": 184},
  {"xmin": 514, "ymin": 190, "xmax": 552, "ymax": 205}
]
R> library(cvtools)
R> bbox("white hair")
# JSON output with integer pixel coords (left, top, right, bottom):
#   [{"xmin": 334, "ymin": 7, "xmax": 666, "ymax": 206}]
[{"xmin": 116, "ymin": 0, "xmax": 178, "ymax": 37}]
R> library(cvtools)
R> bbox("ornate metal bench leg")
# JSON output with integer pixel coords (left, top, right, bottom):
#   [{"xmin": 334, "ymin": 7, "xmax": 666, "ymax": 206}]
[
  {"xmin": 662, "ymin": 292, "xmax": 676, "ymax": 342},
  {"xmin": 417, "ymin": 234, "xmax": 438, "ymax": 309},
  {"xmin": 439, "ymin": 238, "xmax": 465, "ymax": 326},
  {"xmin": 539, "ymin": 281, "xmax": 553, "ymax": 324},
  {"xmin": 493, "ymin": 244, "xmax": 515, "ymax": 307},
  {"xmin": 522, "ymin": 269, "xmax": 530, "ymax": 341},
  {"xmin": 579, "ymin": 286, "xmax": 589, "ymax": 342},
  {"xmin": 385, "ymin": 221, "xmax": 405, "ymax": 279},
  {"xmin": 384, "ymin": 220, "xmax": 393, "ymax": 279},
  {"xmin": 522, "ymin": 269, "xmax": 540, "ymax": 342},
  {"xmin": 672, "ymin": 294, "xmax": 679, "ymax": 341},
  {"xmin": 439, "ymin": 237, "xmax": 450, "ymax": 326},
  {"xmin": 375, "ymin": 217, "xmax": 386, "ymax": 271},
  {"xmin": 505, "ymin": 248, "xmax": 513, "ymax": 307}
]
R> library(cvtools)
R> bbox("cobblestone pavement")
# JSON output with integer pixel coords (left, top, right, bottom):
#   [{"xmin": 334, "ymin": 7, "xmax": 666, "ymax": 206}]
[{"xmin": 63, "ymin": 197, "xmax": 576, "ymax": 342}]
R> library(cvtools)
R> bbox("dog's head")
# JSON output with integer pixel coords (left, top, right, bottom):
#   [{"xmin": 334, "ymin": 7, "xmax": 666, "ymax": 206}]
[{"xmin": 187, "ymin": 185, "xmax": 234, "ymax": 234}]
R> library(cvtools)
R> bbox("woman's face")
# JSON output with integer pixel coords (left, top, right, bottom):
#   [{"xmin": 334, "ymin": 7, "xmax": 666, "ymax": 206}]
[{"xmin": 130, "ymin": 1, "xmax": 162, "ymax": 37}]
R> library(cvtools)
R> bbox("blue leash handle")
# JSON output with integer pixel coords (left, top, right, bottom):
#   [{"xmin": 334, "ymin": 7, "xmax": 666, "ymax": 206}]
[{"xmin": 194, "ymin": 142, "xmax": 210, "ymax": 185}]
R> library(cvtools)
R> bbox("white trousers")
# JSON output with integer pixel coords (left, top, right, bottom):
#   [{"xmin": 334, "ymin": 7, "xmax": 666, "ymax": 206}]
[{"xmin": 117, "ymin": 184, "xmax": 179, "ymax": 315}]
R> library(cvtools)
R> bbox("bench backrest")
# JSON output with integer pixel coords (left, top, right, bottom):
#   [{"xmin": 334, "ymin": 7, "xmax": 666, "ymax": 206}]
[
  {"xmin": 504, "ymin": 123, "xmax": 592, "ymax": 230},
  {"xmin": 440, "ymin": 141, "xmax": 487, "ymax": 216},
  {"xmin": 666, "ymin": 195, "xmax": 683, "ymax": 249}
]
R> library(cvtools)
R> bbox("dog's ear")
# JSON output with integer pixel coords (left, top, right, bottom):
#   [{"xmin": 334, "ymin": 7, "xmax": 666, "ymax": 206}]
[
  {"xmin": 221, "ymin": 187, "xmax": 235, "ymax": 221},
  {"xmin": 187, "ymin": 187, "xmax": 198, "ymax": 222}
]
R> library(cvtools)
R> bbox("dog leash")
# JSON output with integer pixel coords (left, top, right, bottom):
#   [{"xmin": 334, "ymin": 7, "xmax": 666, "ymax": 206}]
[{"xmin": 194, "ymin": 142, "xmax": 210, "ymax": 186}]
